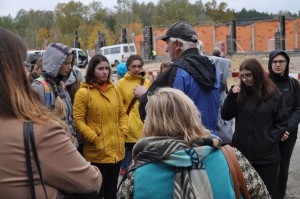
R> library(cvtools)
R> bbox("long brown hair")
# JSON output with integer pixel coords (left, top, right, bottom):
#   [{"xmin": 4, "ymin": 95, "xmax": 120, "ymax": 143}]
[
  {"xmin": 0, "ymin": 28, "xmax": 55, "ymax": 124},
  {"xmin": 237, "ymin": 58, "xmax": 276, "ymax": 105}
]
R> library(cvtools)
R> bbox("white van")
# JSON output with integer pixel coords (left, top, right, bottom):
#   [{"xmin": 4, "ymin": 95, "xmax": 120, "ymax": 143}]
[{"xmin": 99, "ymin": 43, "xmax": 137, "ymax": 67}]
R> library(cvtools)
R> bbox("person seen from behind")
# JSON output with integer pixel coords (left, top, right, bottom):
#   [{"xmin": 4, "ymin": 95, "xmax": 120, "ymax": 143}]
[
  {"xmin": 31, "ymin": 43, "xmax": 77, "ymax": 142},
  {"xmin": 221, "ymin": 58, "xmax": 288, "ymax": 198},
  {"xmin": 268, "ymin": 50, "xmax": 300, "ymax": 199},
  {"xmin": 160, "ymin": 61, "xmax": 171, "ymax": 74},
  {"xmin": 139, "ymin": 21, "xmax": 220, "ymax": 137},
  {"xmin": 116, "ymin": 55, "xmax": 151, "ymax": 176},
  {"xmin": 212, "ymin": 47, "xmax": 224, "ymax": 57},
  {"xmin": 118, "ymin": 87, "xmax": 270, "ymax": 199},
  {"xmin": 73, "ymin": 54, "xmax": 128, "ymax": 199},
  {"xmin": 210, "ymin": 47, "xmax": 233, "ymax": 144},
  {"xmin": 0, "ymin": 27, "xmax": 102, "ymax": 199}
]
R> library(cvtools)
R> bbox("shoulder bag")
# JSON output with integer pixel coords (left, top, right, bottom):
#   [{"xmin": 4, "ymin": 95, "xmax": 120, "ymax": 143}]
[
  {"xmin": 220, "ymin": 145, "xmax": 250, "ymax": 199},
  {"xmin": 23, "ymin": 121, "xmax": 98, "ymax": 199}
]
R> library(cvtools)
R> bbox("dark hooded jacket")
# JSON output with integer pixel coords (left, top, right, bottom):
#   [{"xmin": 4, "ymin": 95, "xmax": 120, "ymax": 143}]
[
  {"xmin": 268, "ymin": 50, "xmax": 300, "ymax": 140},
  {"xmin": 139, "ymin": 48, "xmax": 220, "ymax": 135},
  {"xmin": 221, "ymin": 85, "xmax": 287, "ymax": 164}
]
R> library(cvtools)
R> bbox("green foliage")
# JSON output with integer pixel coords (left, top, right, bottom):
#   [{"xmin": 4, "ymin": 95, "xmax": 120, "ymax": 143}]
[
  {"xmin": 55, "ymin": 1, "xmax": 88, "ymax": 35},
  {"xmin": 86, "ymin": 1, "xmax": 107, "ymax": 23},
  {"xmin": 0, "ymin": 15, "xmax": 14, "ymax": 30},
  {"xmin": 153, "ymin": 0, "xmax": 196, "ymax": 26},
  {"xmin": 234, "ymin": 8, "xmax": 273, "ymax": 20},
  {"xmin": 204, "ymin": 0, "xmax": 235, "ymax": 23},
  {"xmin": 194, "ymin": 0, "xmax": 210, "ymax": 24},
  {"xmin": 2, "ymin": 0, "xmax": 298, "ymax": 50},
  {"xmin": 133, "ymin": 2, "xmax": 155, "ymax": 26},
  {"xmin": 114, "ymin": 0, "xmax": 140, "ymax": 29},
  {"xmin": 14, "ymin": 9, "xmax": 30, "ymax": 39}
]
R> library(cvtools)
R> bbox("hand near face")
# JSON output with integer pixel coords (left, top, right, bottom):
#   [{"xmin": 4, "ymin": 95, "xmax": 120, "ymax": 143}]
[{"xmin": 232, "ymin": 85, "xmax": 241, "ymax": 94}]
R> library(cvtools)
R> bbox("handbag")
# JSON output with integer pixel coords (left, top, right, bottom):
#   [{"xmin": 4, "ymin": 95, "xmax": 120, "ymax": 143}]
[
  {"xmin": 23, "ymin": 121, "xmax": 98, "ymax": 199},
  {"xmin": 220, "ymin": 145, "xmax": 250, "ymax": 199}
]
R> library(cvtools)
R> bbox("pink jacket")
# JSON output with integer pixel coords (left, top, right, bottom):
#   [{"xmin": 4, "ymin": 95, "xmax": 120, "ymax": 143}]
[{"xmin": 0, "ymin": 117, "xmax": 102, "ymax": 199}]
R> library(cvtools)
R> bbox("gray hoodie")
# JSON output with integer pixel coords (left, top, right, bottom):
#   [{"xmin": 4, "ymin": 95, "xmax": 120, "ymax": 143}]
[{"xmin": 32, "ymin": 43, "xmax": 76, "ymax": 137}]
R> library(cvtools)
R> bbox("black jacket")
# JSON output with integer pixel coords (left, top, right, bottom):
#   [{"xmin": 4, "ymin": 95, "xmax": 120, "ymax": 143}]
[
  {"xmin": 221, "ymin": 87, "xmax": 287, "ymax": 164},
  {"xmin": 268, "ymin": 50, "xmax": 300, "ymax": 140}
]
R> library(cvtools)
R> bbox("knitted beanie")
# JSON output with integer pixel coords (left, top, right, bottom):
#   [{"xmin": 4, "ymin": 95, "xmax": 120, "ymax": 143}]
[{"xmin": 116, "ymin": 62, "xmax": 127, "ymax": 78}]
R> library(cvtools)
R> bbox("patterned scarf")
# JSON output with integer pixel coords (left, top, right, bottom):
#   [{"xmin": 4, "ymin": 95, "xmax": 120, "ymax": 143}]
[{"xmin": 128, "ymin": 136, "xmax": 220, "ymax": 198}]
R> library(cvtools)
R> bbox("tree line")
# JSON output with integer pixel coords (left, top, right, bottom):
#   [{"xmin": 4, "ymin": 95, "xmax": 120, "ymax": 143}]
[{"xmin": 0, "ymin": 0, "xmax": 298, "ymax": 50}]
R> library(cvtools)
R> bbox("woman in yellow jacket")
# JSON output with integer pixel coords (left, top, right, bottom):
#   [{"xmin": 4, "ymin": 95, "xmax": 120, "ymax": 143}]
[
  {"xmin": 73, "ymin": 54, "xmax": 128, "ymax": 199},
  {"xmin": 116, "ymin": 55, "xmax": 151, "ymax": 175}
]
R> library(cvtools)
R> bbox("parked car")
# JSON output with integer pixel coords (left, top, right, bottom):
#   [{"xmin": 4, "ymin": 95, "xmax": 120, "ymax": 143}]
[
  {"xmin": 27, "ymin": 48, "xmax": 90, "ymax": 68},
  {"xmin": 72, "ymin": 48, "xmax": 91, "ymax": 68}
]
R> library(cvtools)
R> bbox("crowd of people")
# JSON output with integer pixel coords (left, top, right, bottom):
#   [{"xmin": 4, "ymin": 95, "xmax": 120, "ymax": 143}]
[{"xmin": 0, "ymin": 20, "xmax": 299, "ymax": 199}]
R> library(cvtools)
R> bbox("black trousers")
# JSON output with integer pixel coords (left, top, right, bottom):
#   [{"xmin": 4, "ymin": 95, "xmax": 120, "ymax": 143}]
[
  {"xmin": 92, "ymin": 161, "xmax": 121, "ymax": 199},
  {"xmin": 252, "ymin": 162, "xmax": 280, "ymax": 199},
  {"xmin": 276, "ymin": 139, "xmax": 297, "ymax": 199}
]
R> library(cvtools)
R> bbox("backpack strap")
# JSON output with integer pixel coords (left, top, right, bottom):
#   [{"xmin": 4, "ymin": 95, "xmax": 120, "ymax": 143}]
[{"xmin": 36, "ymin": 77, "xmax": 51, "ymax": 108}]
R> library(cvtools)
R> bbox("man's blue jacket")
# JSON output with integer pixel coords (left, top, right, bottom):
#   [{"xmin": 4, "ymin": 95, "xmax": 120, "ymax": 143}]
[{"xmin": 139, "ymin": 48, "xmax": 220, "ymax": 135}]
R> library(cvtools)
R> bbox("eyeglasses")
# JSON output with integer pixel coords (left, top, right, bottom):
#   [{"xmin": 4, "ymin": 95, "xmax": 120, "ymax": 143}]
[
  {"xmin": 239, "ymin": 74, "xmax": 252, "ymax": 80},
  {"xmin": 272, "ymin": 60, "xmax": 286, "ymax": 65}
]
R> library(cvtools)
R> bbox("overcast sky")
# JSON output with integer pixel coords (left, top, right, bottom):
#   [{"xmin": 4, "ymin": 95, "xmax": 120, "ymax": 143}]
[{"xmin": 0, "ymin": 0, "xmax": 299, "ymax": 18}]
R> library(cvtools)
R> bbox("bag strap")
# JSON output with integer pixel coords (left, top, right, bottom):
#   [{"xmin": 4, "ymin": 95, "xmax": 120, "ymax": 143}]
[
  {"xmin": 221, "ymin": 145, "xmax": 250, "ymax": 199},
  {"xmin": 220, "ymin": 146, "xmax": 240, "ymax": 199},
  {"xmin": 24, "ymin": 121, "xmax": 36, "ymax": 199},
  {"xmin": 36, "ymin": 77, "xmax": 51, "ymax": 108},
  {"xmin": 24, "ymin": 121, "xmax": 49, "ymax": 199},
  {"xmin": 223, "ymin": 145, "xmax": 250, "ymax": 199},
  {"xmin": 126, "ymin": 78, "xmax": 145, "ymax": 115}
]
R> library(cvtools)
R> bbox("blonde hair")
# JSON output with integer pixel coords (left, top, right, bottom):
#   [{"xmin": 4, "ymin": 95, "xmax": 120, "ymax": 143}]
[
  {"xmin": 34, "ymin": 57, "xmax": 43, "ymax": 72},
  {"xmin": 144, "ymin": 87, "xmax": 210, "ymax": 145},
  {"xmin": 54, "ymin": 96, "xmax": 66, "ymax": 119}
]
